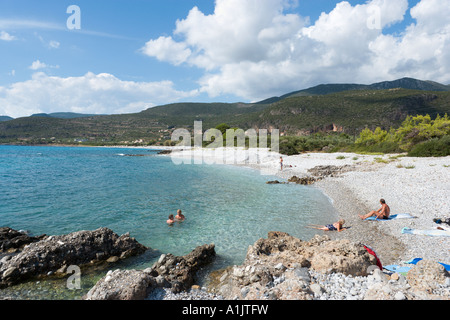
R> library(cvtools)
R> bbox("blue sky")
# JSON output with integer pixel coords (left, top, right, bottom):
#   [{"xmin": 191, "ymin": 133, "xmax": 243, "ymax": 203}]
[{"xmin": 0, "ymin": 0, "xmax": 448, "ymax": 118}]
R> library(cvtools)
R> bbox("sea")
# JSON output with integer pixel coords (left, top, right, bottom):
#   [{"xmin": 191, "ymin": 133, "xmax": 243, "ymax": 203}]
[{"xmin": 0, "ymin": 145, "xmax": 338, "ymax": 299}]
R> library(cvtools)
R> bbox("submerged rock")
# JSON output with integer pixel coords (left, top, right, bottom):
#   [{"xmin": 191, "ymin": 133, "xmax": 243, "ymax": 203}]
[{"xmin": 0, "ymin": 227, "xmax": 147, "ymax": 288}]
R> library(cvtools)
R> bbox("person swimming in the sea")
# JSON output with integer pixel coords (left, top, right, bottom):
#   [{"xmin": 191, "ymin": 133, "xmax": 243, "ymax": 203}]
[
  {"xmin": 167, "ymin": 214, "xmax": 175, "ymax": 225},
  {"xmin": 175, "ymin": 209, "xmax": 185, "ymax": 221},
  {"xmin": 308, "ymin": 219, "xmax": 346, "ymax": 232}
]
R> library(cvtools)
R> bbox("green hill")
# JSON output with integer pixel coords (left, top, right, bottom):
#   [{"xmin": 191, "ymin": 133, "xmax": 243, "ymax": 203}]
[
  {"xmin": 0, "ymin": 116, "xmax": 13, "ymax": 122},
  {"xmin": 1, "ymin": 78, "xmax": 449, "ymax": 146},
  {"xmin": 258, "ymin": 77, "xmax": 450, "ymax": 104},
  {"xmin": 253, "ymin": 89, "xmax": 450, "ymax": 135}
]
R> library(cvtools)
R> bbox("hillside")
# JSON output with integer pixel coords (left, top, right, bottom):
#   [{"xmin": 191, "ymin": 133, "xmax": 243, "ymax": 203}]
[
  {"xmin": 253, "ymin": 89, "xmax": 450, "ymax": 135},
  {"xmin": 1, "ymin": 78, "xmax": 450, "ymax": 145},
  {"xmin": 0, "ymin": 116, "xmax": 13, "ymax": 122},
  {"xmin": 258, "ymin": 77, "xmax": 450, "ymax": 104},
  {"xmin": 30, "ymin": 112, "xmax": 103, "ymax": 119}
]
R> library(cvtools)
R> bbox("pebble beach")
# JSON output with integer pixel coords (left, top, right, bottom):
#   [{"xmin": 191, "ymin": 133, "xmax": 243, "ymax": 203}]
[
  {"xmin": 164, "ymin": 148, "xmax": 450, "ymax": 300},
  {"xmin": 272, "ymin": 152, "xmax": 450, "ymax": 267}
]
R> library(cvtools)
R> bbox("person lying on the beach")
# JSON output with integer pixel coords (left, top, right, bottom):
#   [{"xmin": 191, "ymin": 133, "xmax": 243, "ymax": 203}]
[
  {"xmin": 167, "ymin": 214, "xmax": 175, "ymax": 225},
  {"xmin": 359, "ymin": 199, "xmax": 390, "ymax": 220},
  {"xmin": 308, "ymin": 219, "xmax": 346, "ymax": 232},
  {"xmin": 175, "ymin": 209, "xmax": 185, "ymax": 221}
]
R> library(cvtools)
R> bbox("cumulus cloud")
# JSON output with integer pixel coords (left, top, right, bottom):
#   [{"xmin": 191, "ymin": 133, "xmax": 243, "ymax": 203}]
[
  {"xmin": 0, "ymin": 72, "xmax": 199, "ymax": 118},
  {"xmin": 141, "ymin": 0, "xmax": 450, "ymax": 101},
  {"xmin": 0, "ymin": 31, "xmax": 16, "ymax": 41}
]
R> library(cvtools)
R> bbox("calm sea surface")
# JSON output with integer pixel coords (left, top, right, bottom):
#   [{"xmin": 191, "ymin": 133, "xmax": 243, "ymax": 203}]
[{"xmin": 0, "ymin": 145, "xmax": 338, "ymax": 299}]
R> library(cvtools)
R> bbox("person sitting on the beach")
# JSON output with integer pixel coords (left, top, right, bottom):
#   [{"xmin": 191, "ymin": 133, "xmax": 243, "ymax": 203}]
[
  {"xmin": 175, "ymin": 209, "xmax": 185, "ymax": 221},
  {"xmin": 167, "ymin": 214, "xmax": 175, "ymax": 225},
  {"xmin": 359, "ymin": 199, "xmax": 390, "ymax": 220},
  {"xmin": 309, "ymin": 219, "xmax": 346, "ymax": 232}
]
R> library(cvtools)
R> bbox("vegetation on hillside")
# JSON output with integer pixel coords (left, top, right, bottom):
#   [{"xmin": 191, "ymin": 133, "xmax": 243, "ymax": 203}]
[
  {"xmin": 351, "ymin": 114, "xmax": 450, "ymax": 157},
  {"xmin": 275, "ymin": 114, "xmax": 449, "ymax": 157}
]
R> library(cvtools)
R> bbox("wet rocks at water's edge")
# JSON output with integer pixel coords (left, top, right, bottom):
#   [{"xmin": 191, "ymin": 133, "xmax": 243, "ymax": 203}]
[
  {"xmin": 1, "ymin": 227, "xmax": 448, "ymax": 300},
  {"xmin": 85, "ymin": 244, "xmax": 216, "ymax": 300},
  {"xmin": 208, "ymin": 232, "xmax": 449, "ymax": 300},
  {"xmin": 0, "ymin": 227, "xmax": 147, "ymax": 288},
  {"xmin": 0, "ymin": 227, "xmax": 46, "ymax": 254}
]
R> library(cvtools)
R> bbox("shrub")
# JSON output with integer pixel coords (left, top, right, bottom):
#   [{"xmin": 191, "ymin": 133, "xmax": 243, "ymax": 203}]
[{"xmin": 407, "ymin": 135, "xmax": 450, "ymax": 157}]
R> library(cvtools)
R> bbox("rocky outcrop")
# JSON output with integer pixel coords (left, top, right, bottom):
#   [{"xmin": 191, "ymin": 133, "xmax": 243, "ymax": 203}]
[
  {"xmin": 0, "ymin": 227, "xmax": 147, "ymax": 288},
  {"xmin": 364, "ymin": 260, "xmax": 449, "ymax": 300},
  {"xmin": 85, "ymin": 244, "xmax": 216, "ymax": 300},
  {"xmin": 0, "ymin": 227, "xmax": 46, "ymax": 253},
  {"xmin": 307, "ymin": 165, "xmax": 353, "ymax": 178},
  {"xmin": 406, "ymin": 260, "xmax": 449, "ymax": 290},
  {"xmin": 84, "ymin": 269, "xmax": 157, "ymax": 300},
  {"xmin": 209, "ymin": 232, "xmax": 378, "ymax": 300},
  {"xmin": 287, "ymin": 176, "xmax": 321, "ymax": 185}
]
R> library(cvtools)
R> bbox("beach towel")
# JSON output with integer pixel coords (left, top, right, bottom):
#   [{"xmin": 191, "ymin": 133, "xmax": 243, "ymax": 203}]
[
  {"xmin": 404, "ymin": 258, "xmax": 450, "ymax": 271},
  {"xmin": 365, "ymin": 213, "xmax": 415, "ymax": 221},
  {"xmin": 401, "ymin": 227, "xmax": 450, "ymax": 237},
  {"xmin": 383, "ymin": 265, "xmax": 411, "ymax": 274},
  {"xmin": 363, "ymin": 245, "xmax": 383, "ymax": 270}
]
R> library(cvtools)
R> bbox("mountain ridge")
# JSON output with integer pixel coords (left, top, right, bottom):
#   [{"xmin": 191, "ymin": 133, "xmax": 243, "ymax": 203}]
[
  {"xmin": 1, "ymin": 78, "xmax": 449, "ymax": 145},
  {"xmin": 256, "ymin": 77, "xmax": 450, "ymax": 104}
]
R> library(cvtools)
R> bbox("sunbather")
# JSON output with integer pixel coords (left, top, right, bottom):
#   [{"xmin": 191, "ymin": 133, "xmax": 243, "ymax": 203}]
[
  {"xmin": 359, "ymin": 199, "xmax": 390, "ymax": 220},
  {"xmin": 308, "ymin": 219, "xmax": 346, "ymax": 232}
]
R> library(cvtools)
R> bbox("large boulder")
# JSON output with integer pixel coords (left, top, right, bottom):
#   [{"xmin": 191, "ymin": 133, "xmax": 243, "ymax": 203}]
[
  {"xmin": 148, "ymin": 244, "xmax": 216, "ymax": 293},
  {"xmin": 406, "ymin": 260, "xmax": 449, "ymax": 290},
  {"xmin": 309, "ymin": 239, "xmax": 375, "ymax": 276},
  {"xmin": 210, "ymin": 232, "xmax": 378, "ymax": 300},
  {"xmin": 85, "ymin": 269, "xmax": 156, "ymax": 300},
  {"xmin": 85, "ymin": 244, "xmax": 216, "ymax": 300},
  {"xmin": 0, "ymin": 227, "xmax": 147, "ymax": 288}
]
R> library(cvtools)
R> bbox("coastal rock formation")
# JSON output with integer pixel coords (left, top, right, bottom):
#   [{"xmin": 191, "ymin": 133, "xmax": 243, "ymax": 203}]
[
  {"xmin": 209, "ymin": 232, "xmax": 378, "ymax": 300},
  {"xmin": 85, "ymin": 244, "xmax": 216, "ymax": 300},
  {"xmin": 85, "ymin": 269, "xmax": 157, "ymax": 300},
  {"xmin": 0, "ymin": 227, "xmax": 46, "ymax": 253},
  {"xmin": 285, "ymin": 165, "xmax": 353, "ymax": 186},
  {"xmin": 307, "ymin": 165, "xmax": 353, "ymax": 178},
  {"xmin": 287, "ymin": 176, "xmax": 321, "ymax": 185},
  {"xmin": 0, "ymin": 227, "xmax": 147, "ymax": 288},
  {"xmin": 406, "ymin": 260, "xmax": 449, "ymax": 290}
]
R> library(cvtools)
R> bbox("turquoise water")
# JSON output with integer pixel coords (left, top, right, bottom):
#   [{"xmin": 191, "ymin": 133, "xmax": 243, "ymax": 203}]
[{"xmin": 0, "ymin": 145, "xmax": 338, "ymax": 299}]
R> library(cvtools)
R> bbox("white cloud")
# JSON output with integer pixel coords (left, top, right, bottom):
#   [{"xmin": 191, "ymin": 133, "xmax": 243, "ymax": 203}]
[
  {"xmin": 0, "ymin": 72, "xmax": 199, "ymax": 118},
  {"xmin": 49, "ymin": 40, "xmax": 60, "ymax": 49},
  {"xmin": 0, "ymin": 31, "xmax": 16, "ymax": 41},
  {"xmin": 141, "ymin": 0, "xmax": 450, "ymax": 101},
  {"xmin": 29, "ymin": 60, "xmax": 48, "ymax": 70},
  {"xmin": 141, "ymin": 36, "xmax": 191, "ymax": 66},
  {"xmin": 29, "ymin": 60, "xmax": 60, "ymax": 71}
]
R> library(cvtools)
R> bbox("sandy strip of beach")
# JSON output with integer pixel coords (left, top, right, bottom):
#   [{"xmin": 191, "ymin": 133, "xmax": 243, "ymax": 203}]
[{"xmin": 168, "ymin": 147, "xmax": 450, "ymax": 267}]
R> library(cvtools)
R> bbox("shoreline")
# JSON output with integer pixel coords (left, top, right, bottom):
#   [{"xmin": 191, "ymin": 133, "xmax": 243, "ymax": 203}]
[
  {"xmin": 3, "ymin": 144, "xmax": 449, "ymax": 267},
  {"xmin": 168, "ymin": 148, "xmax": 450, "ymax": 267}
]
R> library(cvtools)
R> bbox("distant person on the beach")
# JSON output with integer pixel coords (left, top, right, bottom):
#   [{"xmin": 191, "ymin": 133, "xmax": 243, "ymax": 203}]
[
  {"xmin": 308, "ymin": 219, "xmax": 346, "ymax": 232},
  {"xmin": 175, "ymin": 209, "xmax": 185, "ymax": 221},
  {"xmin": 359, "ymin": 199, "xmax": 390, "ymax": 220},
  {"xmin": 167, "ymin": 214, "xmax": 175, "ymax": 225},
  {"xmin": 280, "ymin": 157, "xmax": 283, "ymax": 171}
]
